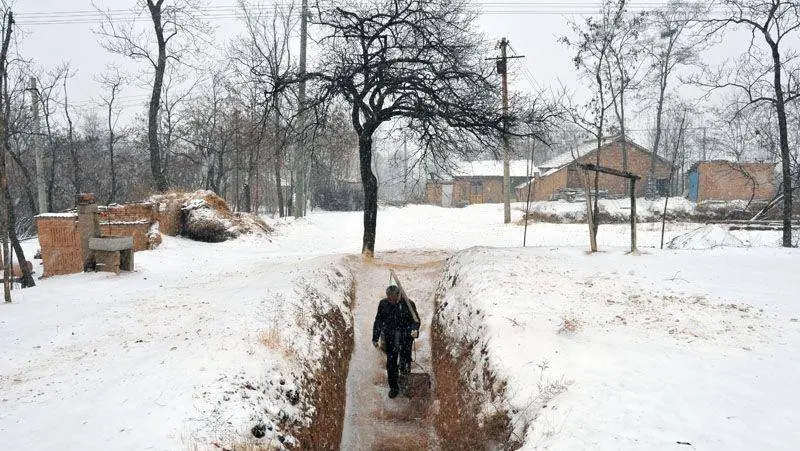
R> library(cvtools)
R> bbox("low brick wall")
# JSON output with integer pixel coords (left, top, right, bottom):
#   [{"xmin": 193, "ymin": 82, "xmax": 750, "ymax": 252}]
[
  {"xmin": 100, "ymin": 203, "xmax": 157, "ymax": 223},
  {"xmin": 156, "ymin": 209, "xmax": 181, "ymax": 236},
  {"xmin": 36, "ymin": 215, "xmax": 82, "ymax": 277},
  {"xmin": 38, "ymin": 203, "xmax": 162, "ymax": 277}
]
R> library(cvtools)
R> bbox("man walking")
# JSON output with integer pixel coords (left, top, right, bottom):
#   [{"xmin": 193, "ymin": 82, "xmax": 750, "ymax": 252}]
[{"xmin": 372, "ymin": 285, "xmax": 420, "ymax": 398}]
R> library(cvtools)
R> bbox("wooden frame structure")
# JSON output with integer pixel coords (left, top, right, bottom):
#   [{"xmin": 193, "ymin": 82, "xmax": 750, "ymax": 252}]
[{"xmin": 579, "ymin": 163, "xmax": 641, "ymax": 253}]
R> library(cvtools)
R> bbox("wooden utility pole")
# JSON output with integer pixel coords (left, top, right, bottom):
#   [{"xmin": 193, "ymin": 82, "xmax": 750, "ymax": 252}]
[
  {"xmin": 500, "ymin": 38, "xmax": 510, "ymax": 224},
  {"xmin": 487, "ymin": 38, "xmax": 523, "ymax": 224},
  {"xmin": 295, "ymin": 0, "xmax": 309, "ymax": 218},
  {"xmin": 28, "ymin": 77, "xmax": 47, "ymax": 213}
]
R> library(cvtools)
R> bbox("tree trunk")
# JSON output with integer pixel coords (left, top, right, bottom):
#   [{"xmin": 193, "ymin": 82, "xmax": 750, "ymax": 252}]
[
  {"xmin": 147, "ymin": 0, "xmax": 169, "ymax": 192},
  {"xmin": 7, "ymin": 150, "xmax": 36, "ymax": 214},
  {"xmin": 359, "ymin": 132, "xmax": 378, "ymax": 256},
  {"xmin": 771, "ymin": 45, "xmax": 794, "ymax": 247},
  {"xmin": 7, "ymin": 200, "xmax": 34, "ymax": 287},
  {"xmin": 650, "ymin": 72, "xmax": 667, "ymax": 175},
  {"xmin": 0, "ymin": 12, "xmax": 15, "ymax": 300},
  {"xmin": 273, "ymin": 102, "xmax": 285, "ymax": 217},
  {"xmin": 62, "ymin": 74, "xmax": 82, "ymax": 194}
]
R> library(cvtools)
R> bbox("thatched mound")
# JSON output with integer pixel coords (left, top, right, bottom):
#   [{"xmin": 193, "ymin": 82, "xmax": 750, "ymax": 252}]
[{"xmin": 150, "ymin": 190, "xmax": 272, "ymax": 243}]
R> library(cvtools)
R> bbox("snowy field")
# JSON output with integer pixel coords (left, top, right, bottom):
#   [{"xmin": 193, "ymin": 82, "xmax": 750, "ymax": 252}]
[
  {"xmin": 1, "ymin": 201, "xmax": 798, "ymax": 449},
  {"xmin": 435, "ymin": 246, "xmax": 800, "ymax": 449}
]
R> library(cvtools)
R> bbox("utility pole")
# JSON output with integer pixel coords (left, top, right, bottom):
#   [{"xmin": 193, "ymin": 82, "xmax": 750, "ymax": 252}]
[
  {"xmin": 295, "ymin": 0, "xmax": 309, "ymax": 218},
  {"xmin": 28, "ymin": 77, "xmax": 47, "ymax": 214},
  {"xmin": 487, "ymin": 38, "xmax": 523, "ymax": 224}
]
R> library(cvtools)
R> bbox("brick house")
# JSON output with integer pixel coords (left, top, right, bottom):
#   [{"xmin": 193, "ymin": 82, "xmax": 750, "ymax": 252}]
[
  {"xmin": 426, "ymin": 159, "xmax": 536, "ymax": 207},
  {"xmin": 687, "ymin": 161, "xmax": 776, "ymax": 202},
  {"xmin": 517, "ymin": 136, "xmax": 673, "ymax": 201}
]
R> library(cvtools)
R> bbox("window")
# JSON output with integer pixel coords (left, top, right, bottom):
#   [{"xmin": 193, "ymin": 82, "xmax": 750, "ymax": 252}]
[
  {"xmin": 656, "ymin": 179, "xmax": 669, "ymax": 196},
  {"xmin": 471, "ymin": 181, "xmax": 483, "ymax": 195}
]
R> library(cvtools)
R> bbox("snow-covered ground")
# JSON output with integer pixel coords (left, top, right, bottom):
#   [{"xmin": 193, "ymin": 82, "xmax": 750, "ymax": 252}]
[
  {"xmin": 435, "ymin": 246, "xmax": 800, "ymax": 449},
  {"xmin": 1, "ymin": 201, "xmax": 797, "ymax": 449}
]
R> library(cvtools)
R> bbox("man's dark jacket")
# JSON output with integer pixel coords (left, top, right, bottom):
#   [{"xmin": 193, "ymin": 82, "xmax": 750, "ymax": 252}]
[{"xmin": 372, "ymin": 297, "xmax": 420, "ymax": 343}]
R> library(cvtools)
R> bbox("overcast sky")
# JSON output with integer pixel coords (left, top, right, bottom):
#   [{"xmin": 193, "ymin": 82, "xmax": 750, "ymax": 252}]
[{"xmin": 14, "ymin": 0, "xmax": 744, "ymax": 136}]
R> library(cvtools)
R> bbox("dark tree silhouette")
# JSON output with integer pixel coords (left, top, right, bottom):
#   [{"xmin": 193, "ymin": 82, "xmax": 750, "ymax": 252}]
[{"xmin": 301, "ymin": 0, "xmax": 508, "ymax": 256}]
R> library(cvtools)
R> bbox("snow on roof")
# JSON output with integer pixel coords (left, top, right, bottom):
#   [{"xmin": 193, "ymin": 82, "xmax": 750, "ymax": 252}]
[
  {"xmin": 452, "ymin": 159, "xmax": 537, "ymax": 178},
  {"xmin": 538, "ymin": 136, "xmax": 618, "ymax": 172}
]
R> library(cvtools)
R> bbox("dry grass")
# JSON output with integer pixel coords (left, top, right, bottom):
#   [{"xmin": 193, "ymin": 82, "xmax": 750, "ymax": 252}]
[
  {"xmin": 558, "ymin": 316, "xmax": 581, "ymax": 334},
  {"xmin": 201, "ymin": 192, "xmax": 233, "ymax": 216},
  {"xmin": 258, "ymin": 329, "xmax": 282, "ymax": 350}
]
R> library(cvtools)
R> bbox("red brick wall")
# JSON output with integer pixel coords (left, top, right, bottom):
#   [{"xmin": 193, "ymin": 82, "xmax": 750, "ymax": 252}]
[
  {"xmin": 527, "ymin": 170, "xmax": 568, "ymax": 201},
  {"xmin": 99, "ymin": 203, "xmax": 156, "ymax": 222},
  {"xmin": 698, "ymin": 162, "xmax": 775, "ymax": 202},
  {"xmin": 36, "ymin": 216, "xmax": 83, "ymax": 277},
  {"xmin": 452, "ymin": 180, "xmax": 469, "ymax": 204},
  {"xmin": 451, "ymin": 177, "xmax": 514, "ymax": 204},
  {"xmin": 575, "ymin": 141, "xmax": 671, "ymax": 196},
  {"xmin": 426, "ymin": 182, "xmax": 443, "ymax": 205},
  {"xmin": 531, "ymin": 141, "xmax": 671, "ymax": 199}
]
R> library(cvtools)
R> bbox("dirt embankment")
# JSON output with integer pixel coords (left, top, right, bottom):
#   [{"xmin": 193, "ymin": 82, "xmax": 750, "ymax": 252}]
[
  {"xmin": 431, "ymin": 321, "xmax": 519, "ymax": 450},
  {"xmin": 203, "ymin": 268, "xmax": 355, "ymax": 451},
  {"xmin": 430, "ymin": 275, "xmax": 521, "ymax": 449},
  {"xmin": 288, "ymin": 303, "xmax": 354, "ymax": 449}
]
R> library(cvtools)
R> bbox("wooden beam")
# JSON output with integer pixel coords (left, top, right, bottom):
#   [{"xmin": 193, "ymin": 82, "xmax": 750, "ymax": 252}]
[
  {"xmin": 578, "ymin": 163, "xmax": 641, "ymax": 180},
  {"xmin": 389, "ymin": 268, "xmax": 420, "ymax": 324},
  {"xmin": 630, "ymin": 179, "xmax": 637, "ymax": 252}
]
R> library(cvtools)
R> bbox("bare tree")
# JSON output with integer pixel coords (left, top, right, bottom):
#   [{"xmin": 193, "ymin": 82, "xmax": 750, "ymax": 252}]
[
  {"xmin": 58, "ymin": 63, "xmax": 83, "ymax": 194},
  {"xmin": 1, "ymin": 9, "xmax": 35, "ymax": 298},
  {"xmin": 289, "ymin": 0, "xmax": 517, "ymax": 256},
  {"xmin": 562, "ymin": 0, "xmax": 627, "ymax": 252},
  {"xmin": 604, "ymin": 7, "xmax": 646, "ymax": 173},
  {"xmin": 235, "ymin": 0, "xmax": 298, "ymax": 217},
  {"xmin": 700, "ymin": 0, "xmax": 800, "ymax": 247},
  {"xmin": 33, "ymin": 65, "xmax": 68, "ymax": 210},
  {"xmin": 96, "ymin": 0, "xmax": 209, "ymax": 192},
  {"xmin": 97, "ymin": 65, "xmax": 124, "ymax": 203},
  {"xmin": 0, "ymin": 8, "xmax": 12, "ymax": 301},
  {"xmin": 644, "ymin": 1, "xmax": 703, "ymax": 196}
]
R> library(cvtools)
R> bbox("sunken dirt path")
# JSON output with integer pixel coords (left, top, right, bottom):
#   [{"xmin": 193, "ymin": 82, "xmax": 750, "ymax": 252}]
[{"xmin": 340, "ymin": 250, "xmax": 449, "ymax": 451}]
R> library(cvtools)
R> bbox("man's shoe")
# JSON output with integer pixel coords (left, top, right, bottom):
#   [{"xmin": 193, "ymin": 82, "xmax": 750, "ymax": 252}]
[{"xmin": 388, "ymin": 387, "xmax": 399, "ymax": 398}]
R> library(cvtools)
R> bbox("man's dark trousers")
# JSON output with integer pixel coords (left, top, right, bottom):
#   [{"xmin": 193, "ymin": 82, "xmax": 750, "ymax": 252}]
[{"xmin": 385, "ymin": 330, "xmax": 404, "ymax": 391}]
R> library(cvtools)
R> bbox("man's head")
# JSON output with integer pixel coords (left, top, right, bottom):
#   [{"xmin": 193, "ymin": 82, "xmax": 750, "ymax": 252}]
[{"xmin": 386, "ymin": 285, "xmax": 401, "ymax": 303}]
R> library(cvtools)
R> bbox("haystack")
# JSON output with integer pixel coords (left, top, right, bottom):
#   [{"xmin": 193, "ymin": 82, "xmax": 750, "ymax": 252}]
[{"xmin": 151, "ymin": 190, "xmax": 271, "ymax": 243}]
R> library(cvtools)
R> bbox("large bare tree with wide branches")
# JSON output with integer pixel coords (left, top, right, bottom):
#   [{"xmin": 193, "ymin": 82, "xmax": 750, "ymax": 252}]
[{"xmin": 297, "ymin": 0, "xmax": 513, "ymax": 256}]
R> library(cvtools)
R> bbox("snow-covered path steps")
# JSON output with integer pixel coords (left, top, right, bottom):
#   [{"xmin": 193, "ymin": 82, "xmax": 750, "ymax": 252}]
[{"xmin": 340, "ymin": 250, "xmax": 447, "ymax": 450}]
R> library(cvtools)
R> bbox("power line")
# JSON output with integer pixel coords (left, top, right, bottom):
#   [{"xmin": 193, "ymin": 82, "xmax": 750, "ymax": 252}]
[
  {"xmin": 16, "ymin": 2, "xmax": 726, "ymax": 26},
  {"xmin": 507, "ymin": 43, "xmax": 544, "ymax": 93}
]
